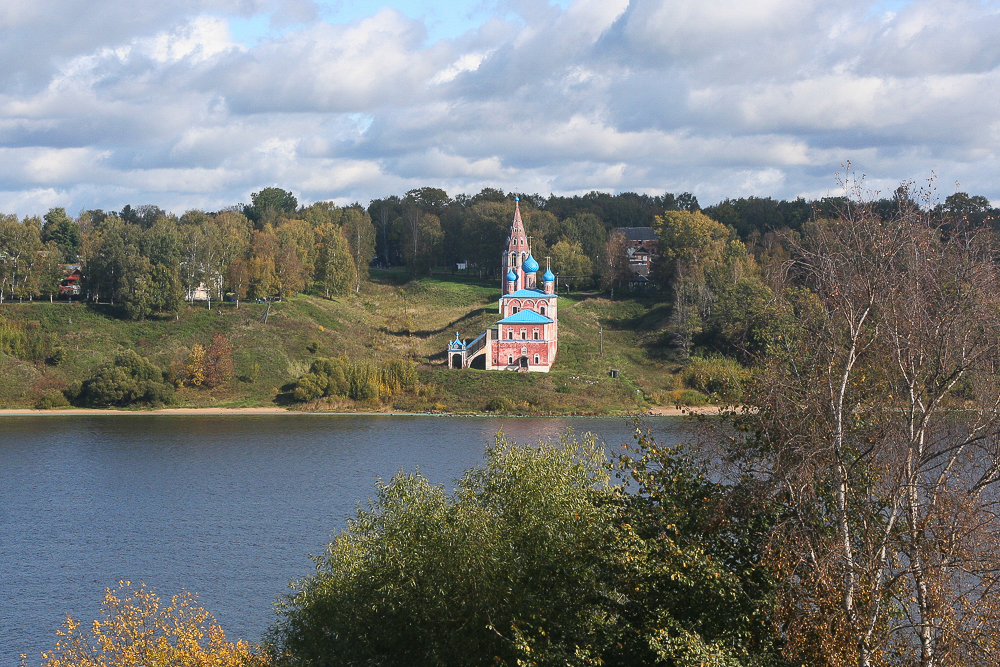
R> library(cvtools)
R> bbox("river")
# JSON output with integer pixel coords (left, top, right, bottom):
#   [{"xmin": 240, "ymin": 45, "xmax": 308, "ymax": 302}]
[{"xmin": 0, "ymin": 414, "xmax": 695, "ymax": 664}]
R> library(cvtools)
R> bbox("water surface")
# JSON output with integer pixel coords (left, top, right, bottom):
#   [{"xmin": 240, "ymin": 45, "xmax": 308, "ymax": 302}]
[{"xmin": 0, "ymin": 414, "xmax": 693, "ymax": 664}]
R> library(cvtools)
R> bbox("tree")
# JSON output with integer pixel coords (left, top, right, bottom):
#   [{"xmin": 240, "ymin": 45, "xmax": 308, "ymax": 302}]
[
  {"xmin": 267, "ymin": 433, "xmax": 618, "ymax": 666},
  {"xmin": 248, "ymin": 229, "xmax": 280, "ymax": 300},
  {"xmin": 549, "ymin": 239, "xmax": 593, "ymax": 289},
  {"xmin": 313, "ymin": 223, "xmax": 353, "ymax": 298},
  {"xmin": 72, "ymin": 350, "xmax": 173, "ymax": 407},
  {"xmin": 37, "ymin": 581, "xmax": 262, "ymax": 667},
  {"xmin": 567, "ymin": 212, "xmax": 607, "ymax": 265},
  {"xmin": 0, "ymin": 214, "xmax": 43, "ymax": 301},
  {"xmin": 227, "ymin": 259, "xmax": 250, "ymax": 307},
  {"xmin": 459, "ymin": 200, "xmax": 514, "ymax": 279},
  {"xmin": 185, "ymin": 344, "xmax": 206, "ymax": 386},
  {"xmin": 266, "ymin": 427, "xmax": 782, "ymax": 667},
  {"xmin": 42, "ymin": 207, "xmax": 81, "ymax": 262},
  {"xmin": 204, "ymin": 334, "xmax": 233, "ymax": 388},
  {"xmin": 215, "ymin": 211, "xmax": 253, "ymax": 294},
  {"xmin": 737, "ymin": 178, "xmax": 1000, "ymax": 667},
  {"xmin": 612, "ymin": 428, "xmax": 784, "ymax": 666},
  {"xmin": 248, "ymin": 188, "xmax": 297, "ymax": 228},
  {"xmin": 341, "ymin": 208, "xmax": 375, "ymax": 292},
  {"xmin": 599, "ymin": 229, "xmax": 630, "ymax": 292}
]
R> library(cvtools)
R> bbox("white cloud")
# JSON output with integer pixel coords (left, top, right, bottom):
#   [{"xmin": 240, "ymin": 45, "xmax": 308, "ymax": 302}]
[{"xmin": 1, "ymin": 0, "xmax": 1000, "ymax": 215}]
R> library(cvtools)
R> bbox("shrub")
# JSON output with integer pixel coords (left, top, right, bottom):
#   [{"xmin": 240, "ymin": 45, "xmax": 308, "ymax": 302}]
[
  {"xmin": 682, "ymin": 355, "xmax": 749, "ymax": 403},
  {"xmin": 667, "ymin": 388, "xmax": 709, "ymax": 407},
  {"xmin": 36, "ymin": 390, "xmax": 70, "ymax": 410},
  {"xmin": 47, "ymin": 346, "xmax": 66, "ymax": 366},
  {"xmin": 292, "ymin": 357, "xmax": 417, "ymax": 404},
  {"xmin": 0, "ymin": 316, "xmax": 49, "ymax": 361},
  {"xmin": 75, "ymin": 350, "xmax": 174, "ymax": 407},
  {"xmin": 486, "ymin": 396, "xmax": 516, "ymax": 412}
]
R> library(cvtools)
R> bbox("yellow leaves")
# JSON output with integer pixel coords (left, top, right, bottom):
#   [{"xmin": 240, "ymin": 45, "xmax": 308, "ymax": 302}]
[
  {"xmin": 39, "ymin": 581, "xmax": 266, "ymax": 667},
  {"xmin": 185, "ymin": 344, "xmax": 206, "ymax": 386}
]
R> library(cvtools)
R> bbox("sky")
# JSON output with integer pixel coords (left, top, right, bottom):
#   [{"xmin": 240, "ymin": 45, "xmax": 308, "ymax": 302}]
[{"xmin": 1, "ymin": 0, "xmax": 999, "ymax": 216}]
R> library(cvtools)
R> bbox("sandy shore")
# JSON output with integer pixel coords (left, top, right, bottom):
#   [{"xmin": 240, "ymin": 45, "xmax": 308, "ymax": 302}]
[
  {"xmin": 0, "ymin": 405, "xmax": 721, "ymax": 416},
  {"xmin": 646, "ymin": 405, "xmax": 721, "ymax": 417},
  {"xmin": 0, "ymin": 407, "xmax": 293, "ymax": 415}
]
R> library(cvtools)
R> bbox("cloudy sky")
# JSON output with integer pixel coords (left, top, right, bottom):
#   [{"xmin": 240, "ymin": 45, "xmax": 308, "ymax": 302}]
[{"xmin": 2, "ymin": 0, "xmax": 999, "ymax": 215}]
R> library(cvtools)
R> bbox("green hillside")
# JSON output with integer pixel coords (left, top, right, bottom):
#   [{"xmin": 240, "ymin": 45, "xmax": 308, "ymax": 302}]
[{"xmin": 0, "ymin": 271, "xmax": 687, "ymax": 413}]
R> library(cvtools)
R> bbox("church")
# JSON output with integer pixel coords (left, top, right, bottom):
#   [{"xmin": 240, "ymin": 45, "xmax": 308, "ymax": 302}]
[{"xmin": 447, "ymin": 199, "xmax": 558, "ymax": 372}]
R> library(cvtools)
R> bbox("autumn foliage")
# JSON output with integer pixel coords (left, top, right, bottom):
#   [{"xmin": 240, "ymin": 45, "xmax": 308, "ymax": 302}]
[
  {"xmin": 178, "ymin": 334, "xmax": 233, "ymax": 388},
  {"xmin": 34, "ymin": 581, "xmax": 264, "ymax": 667}
]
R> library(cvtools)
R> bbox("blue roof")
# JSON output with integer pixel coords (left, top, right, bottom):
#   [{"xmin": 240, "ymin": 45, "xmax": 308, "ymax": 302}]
[
  {"xmin": 522, "ymin": 254, "xmax": 539, "ymax": 272},
  {"xmin": 501, "ymin": 288, "xmax": 556, "ymax": 299},
  {"xmin": 497, "ymin": 310, "xmax": 554, "ymax": 324},
  {"xmin": 542, "ymin": 269, "xmax": 555, "ymax": 282}
]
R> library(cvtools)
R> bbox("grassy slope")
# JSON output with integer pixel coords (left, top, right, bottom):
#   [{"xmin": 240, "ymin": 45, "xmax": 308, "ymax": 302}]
[{"xmin": 0, "ymin": 271, "xmax": 684, "ymax": 413}]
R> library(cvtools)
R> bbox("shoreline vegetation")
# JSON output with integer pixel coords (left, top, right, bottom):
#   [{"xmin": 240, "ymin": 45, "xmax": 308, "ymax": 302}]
[{"xmin": 0, "ymin": 405, "xmax": 721, "ymax": 416}]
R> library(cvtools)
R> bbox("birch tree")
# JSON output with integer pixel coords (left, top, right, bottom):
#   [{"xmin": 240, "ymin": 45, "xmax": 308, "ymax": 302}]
[{"xmin": 739, "ymin": 176, "xmax": 1000, "ymax": 667}]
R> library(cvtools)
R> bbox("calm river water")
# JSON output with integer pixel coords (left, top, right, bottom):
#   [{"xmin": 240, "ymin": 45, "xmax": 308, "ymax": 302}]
[{"xmin": 0, "ymin": 414, "xmax": 694, "ymax": 664}]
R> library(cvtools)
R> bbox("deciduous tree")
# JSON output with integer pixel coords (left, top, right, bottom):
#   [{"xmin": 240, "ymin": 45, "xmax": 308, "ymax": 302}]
[
  {"xmin": 738, "ymin": 176, "xmax": 1000, "ymax": 667},
  {"xmin": 37, "ymin": 581, "xmax": 262, "ymax": 667}
]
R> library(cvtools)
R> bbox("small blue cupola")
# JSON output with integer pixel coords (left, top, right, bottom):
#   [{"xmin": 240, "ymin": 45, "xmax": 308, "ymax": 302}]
[
  {"xmin": 448, "ymin": 332, "xmax": 467, "ymax": 350},
  {"xmin": 506, "ymin": 268, "xmax": 518, "ymax": 282},
  {"xmin": 542, "ymin": 268, "xmax": 555, "ymax": 282}
]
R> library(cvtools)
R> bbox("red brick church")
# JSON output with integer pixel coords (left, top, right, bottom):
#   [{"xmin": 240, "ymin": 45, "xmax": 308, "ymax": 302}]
[{"xmin": 448, "ymin": 199, "xmax": 558, "ymax": 372}]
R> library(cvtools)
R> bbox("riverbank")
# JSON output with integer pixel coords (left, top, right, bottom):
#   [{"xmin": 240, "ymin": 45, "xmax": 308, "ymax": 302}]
[
  {"xmin": 0, "ymin": 275, "xmax": 699, "ymax": 414},
  {"xmin": 0, "ymin": 405, "xmax": 721, "ymax": 416}
]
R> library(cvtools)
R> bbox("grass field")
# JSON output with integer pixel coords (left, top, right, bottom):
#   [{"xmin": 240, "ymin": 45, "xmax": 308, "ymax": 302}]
[{"xmin": 0, "ymin": 271, "xmax": 688, "ymax": 413}]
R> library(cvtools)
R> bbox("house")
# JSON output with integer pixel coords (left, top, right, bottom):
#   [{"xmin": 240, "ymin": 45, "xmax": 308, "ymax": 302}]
[
  {"xmin": 616, "ymin": 226, "xmax": 659, "ymax": 286},
  {"xmin": 448, "ymin": 199, "xmax": 558, "ymax": 372},
  {"xmin": 59, "ymin": 264, "xmax": 83, "ymax": 296}
]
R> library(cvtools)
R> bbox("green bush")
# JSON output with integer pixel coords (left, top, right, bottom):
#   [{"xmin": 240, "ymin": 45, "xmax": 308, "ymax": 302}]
[
  {"xmin": 486, "ymin": 396, "xmax": 516, "ymax": 412},
  {"xmin": 75, "ymin": 350, "xmax": 174, "ymax": 407},
  {"xmin": 675, "ymin": 389, "xmax": 709, "ymax": 406},
  {"xmin": 47, "ymin": 346, "xmax": 65, "ymax": 366},
  {"xmin": 682, "ymin": 355, "xmax": 749, "ymax": 403},
  {"xmin": 36, "ymin": 390, "xmax": 70, "ymax": 409},
  {"xmin": 0, "ymin": 317, "xmax": 49, "ymax": 361},
  {"xmin": 292, "ymin": 356, "xmax": 417, "ymax": 403}
]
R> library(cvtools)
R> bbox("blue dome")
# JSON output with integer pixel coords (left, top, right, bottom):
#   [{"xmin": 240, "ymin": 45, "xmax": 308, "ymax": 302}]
[
  {"xmin": 522, "ymin": 254, "xmax": 539, "ymax": 273},
  {"xmin": 506, "ymin": 269, "xmax": 518, "ymax": 282},
  {"xmin": 543, "ymin": 269, "xmax": 555, "ymax": 282}
]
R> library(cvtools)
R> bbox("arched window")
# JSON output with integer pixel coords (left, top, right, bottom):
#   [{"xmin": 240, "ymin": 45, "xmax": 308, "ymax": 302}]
[
  {"xmin": 533, "ymin": 330, "xmax": 539, "ymax": 340},
  {"xmin": 512, "ymin": 307, "xmax": 518, "ymax": 314},
  {"xmin": 540, "ymin": 306, "xmax": 546, "ymax": 316},
  {"xmin": 521, "ymin": 330, "xmax": 526, "ymax": 339},
  {"xmin": 534, "ymin": 354, "xmax": 540, "ymax": 365},
  {"xmin": 508, "ymin": 355, "xmax": 513, "ymax": 365},
  {"xmin": 507, "ymin": 331, "xmax": 513, "ymax": 340}
]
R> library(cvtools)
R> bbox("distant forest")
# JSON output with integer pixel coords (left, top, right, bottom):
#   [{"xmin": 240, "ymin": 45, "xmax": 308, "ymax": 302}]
[{"xmin": 0, "ymin": 185, "xmax": 996, "ymax": 328}]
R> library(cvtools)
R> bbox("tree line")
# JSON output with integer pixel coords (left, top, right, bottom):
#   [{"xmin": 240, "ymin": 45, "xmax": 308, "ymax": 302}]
[{"xmin": 0, "ymin": 184, "xmax": 996, "ymax": 325}]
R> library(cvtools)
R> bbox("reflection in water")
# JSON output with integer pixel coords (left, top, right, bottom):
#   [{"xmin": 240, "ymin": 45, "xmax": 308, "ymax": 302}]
[{"xmin": 0, "ymin": 415, "xmax": 693, "ymax": 662}]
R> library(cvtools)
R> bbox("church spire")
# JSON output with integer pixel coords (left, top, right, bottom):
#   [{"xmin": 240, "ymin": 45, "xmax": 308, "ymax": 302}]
[{"xmin": 503, "ymin": 195, "xmax": 530, "ymax": 293}]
